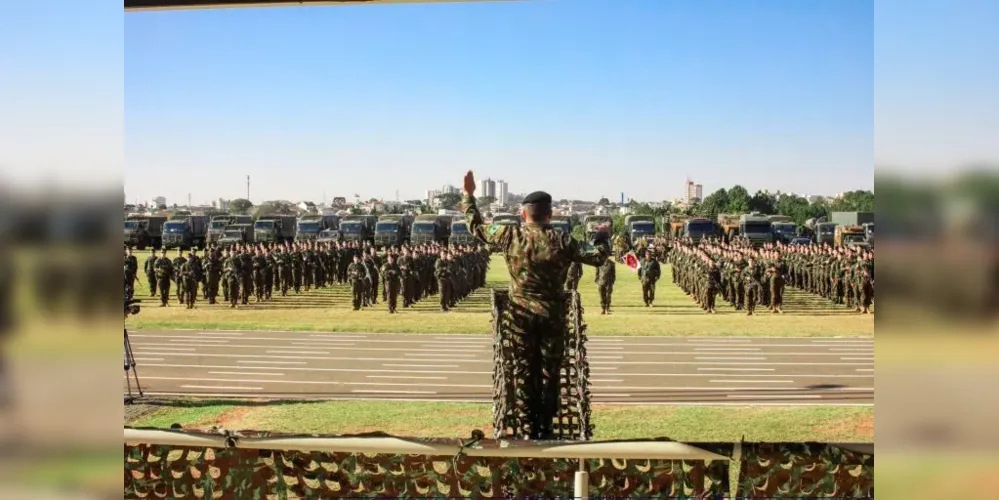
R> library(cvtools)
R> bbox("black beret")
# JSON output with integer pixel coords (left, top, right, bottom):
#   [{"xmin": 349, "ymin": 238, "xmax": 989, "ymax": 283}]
[{"xmin": 522, "ymin": 191, "xmax": 552, "ymax": 205}]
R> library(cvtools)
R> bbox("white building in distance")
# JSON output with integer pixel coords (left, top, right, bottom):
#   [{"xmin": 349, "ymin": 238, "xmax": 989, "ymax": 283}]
[
  {"xmin": 479, "ymin": 178, "xmax": 496, "ymax": 199},
  {"xmin": 152, "ymin": 196, "xmax": 167, "ymax": 207},
  {"xmin": 496, "ymin": 179, "xmax": 509, "ymax": 205}
]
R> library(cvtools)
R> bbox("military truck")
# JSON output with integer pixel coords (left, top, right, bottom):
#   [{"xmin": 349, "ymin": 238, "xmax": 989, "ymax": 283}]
[
  {"xmin": 815, "ymin": 222, "xmax": 838, "ymax": 245},
  {"xmin": 254, "ymin": 215, "xmax": 297, "ymax": 244},
  {"xmin": 550, "ymin": 215, "xmax": 573, "ymax": 235},
  {"xmin": 161, "ymin": 215, "xmax": 209, "ymax": 250},
  {"xmin": 316, "ymin": 229, "xmax": 341, "ymax": 244},
  {"xmin": 123, "ymin": 214, "xmax": 166, "ymax": 250},
  {"xmin": 667, "ymin": 214, "xmax": 689, "ymax": 239},
  {"xmin": 835, "ymin": 225, "xmax": 868, "ymax": 247},
  {"xmin": 583, "ymin": 215, "xmax": 613, "ymax": 242},
  {"xmin": 624, "ymin": 215, "xmax": 656, "ymax": 245},
  {"xmin": 411, "ymin": 215, "xmax": 451, "ymax": 245},
  {"xmin": 863, "ymin": 222, "xmax": 874, "ymax": 246},
  {"xmin": 684, "ymin": 217, "xmax": 716, "ymax": 242},
  {"xmin": 339, "ymin": 215, "xmax": 377, "ymax": 243},
  {"xmin": 738, "ymin": 212, "xmax": 773, "ymax": 247},
  {"xmin": 296, "ymin": 214, "xmax": 340, "ymax": 242},
  {"xmin": 772, "ymin": 222, "xmax": 798, "ymax": 243},
  {"xmin": 492, "ymin": 213, "xmax": 521, "ymax": 227},
  {"xmin": 831, "ymin": 211, "xmax": 874, "ymax": 228},
  {"xmin": 768, "ymin": 215, "xmax": 793, "ymax": 224},
  {"xmin": 207, "ymin": 214, "xmax": 252, "ymax": 245},
  {"xmin": 373, "ymin": 214, "xmax": 414, "ymax": 247},
  {"xmin": 449, "ymin": 218, "xmax": 477, "ymax": 246},
  {"xmin": 717, "ymin": 214, "xmax": 740, "ymax": 242},
  {"xmin": 217, "ymin": 223, "xmax": 255, "ymax": 247}
]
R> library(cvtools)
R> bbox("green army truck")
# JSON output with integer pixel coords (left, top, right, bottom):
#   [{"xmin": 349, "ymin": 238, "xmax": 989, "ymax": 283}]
[
  {"xmin": 218, "ymin": 223, "xmax": 255, "ymax": 247},
  {"xmin": 815, "ymin": 222, "xmax": 837, "ymax": 245},
  {"xmin": 161, "ymin": 215, "xmax": 209, "ymax": 250},
  {"xmin": 374, "ymin": 214, "xmax": 414, "ymax": 247},
  {"xmin": 316, "ymin": 229, "xmax": 341, "ymax": 244},
  {"xmin": 550, "ymin": 215, "xmax": 573, "ymax": 235},
  {"xmin": 831, "ymin": 211, "xmax": 874, "ymax": 227},
  {"xmin": 411, "ymin": 215, "xmax": 451, "ymax": 245},
  {"xmin": 684, "ymin": 217, "xmax": 716, "ymax": 242},
  {"xmin": 254, "ymin": 215, "xmax": 297, "ymax": 244},
  {"xmin": 863, "ymin": 222, "xmax": 874, "ymax": 247},
  {"xmin": 207, "ymin": 214, "xmax": 252, "ymax": 246},
  {"xmin": 767, "ymin": 215, "xmax": 797, "ymax": 243},
  {"xmin": 339, "ymin": 215, "xmax": 377, "ymax": 244},
  {"xmin": 124, "ymin": 214, "xmax": 166, "ymax": 250},
  {"xmin": 492, "ymin": 213, "xmax": 521, "ymax": 227},
  {"xmin": 449, "ymin": 218, "xmax": 477, "ymax": 246},
  {"xmin": 296, "ymin": 214, "xmax": 340, "ymax": 242},
  {"xmin": 667, "ymin": 214, "xmax": 689, "ymax": 239},
  {"xmin": 583, "ymin": 215, "xmax": 613, "ymax": 243},
  {"xmin": 624, "ymin": 215, "xmax": 656, "ymax": 245},
  {"xmin": 739, "ymin": 212, "xmax": 773, "ymax": 247},
  {"xmin": 835, "ymin": 225, "xmax": 869, "ymax": 248}
]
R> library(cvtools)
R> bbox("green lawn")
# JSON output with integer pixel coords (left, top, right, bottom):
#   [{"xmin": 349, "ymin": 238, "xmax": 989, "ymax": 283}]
[
  {"xmin": 129, "ymin": 256, "xmax": 874, "ymax": 337},
  {"xmin": 129, "ymin": 399, "xmax": 874, "ymax": 443}
]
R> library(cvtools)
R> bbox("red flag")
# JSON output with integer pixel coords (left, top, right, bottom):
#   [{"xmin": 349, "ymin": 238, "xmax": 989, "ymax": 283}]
[{"xmin": 624, "ymin": 252, "xmax": 639, "ymax": 272}]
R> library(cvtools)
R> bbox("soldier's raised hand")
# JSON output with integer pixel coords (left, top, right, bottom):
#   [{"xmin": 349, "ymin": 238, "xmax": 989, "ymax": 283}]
[{"xmin": 463, "ymin": 170, "xmax": 476, "ymax": 196}]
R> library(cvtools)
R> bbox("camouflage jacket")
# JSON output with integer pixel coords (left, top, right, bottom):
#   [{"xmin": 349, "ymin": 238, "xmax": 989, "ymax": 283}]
[
  {"xmin": 465, "ymin": 194, "xmax": 606, "ymax": 316},
  {"xmin": 144, "ymin": 254, "xmax": 158, "ymax": 275},
  {"xmin": 638, "ymin": 259, "xmax": 661, "ymax": 283},
  {"xmin": 154, "ymin": 257, "xmax": 173, "ymax": 280},
  {"xmin": 595, "ymin": 259, "xmax": 616, "ymax": 286},
  {"xmin": 347, "ymin": 262, "xmax": 366, "ymax": 283}
]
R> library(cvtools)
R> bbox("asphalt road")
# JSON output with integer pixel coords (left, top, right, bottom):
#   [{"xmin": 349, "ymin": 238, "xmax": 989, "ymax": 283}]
[{"xmin": 125, "ymin": 330, "xmax": 873, "ymax": 405}]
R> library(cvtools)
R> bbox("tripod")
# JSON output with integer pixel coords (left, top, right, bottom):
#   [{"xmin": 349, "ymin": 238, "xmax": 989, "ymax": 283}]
[{"xmin": 124, "ymin": 328, "xmax": 143, "ymax": 404}]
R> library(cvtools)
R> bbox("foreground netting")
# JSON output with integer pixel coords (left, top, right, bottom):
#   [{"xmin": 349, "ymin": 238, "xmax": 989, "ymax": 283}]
[
  {"xmin": 491, "ymin": 289, "xmax": 592, "ymax": 440},
  {"xmin": 123, "ymin": 428, "xmax": 874, "ymax": 499}
]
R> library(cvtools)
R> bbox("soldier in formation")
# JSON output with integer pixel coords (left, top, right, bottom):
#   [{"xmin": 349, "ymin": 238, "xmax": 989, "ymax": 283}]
[
  {"xmin": 124, "ymin": 247, "xmax": 138, "ymax": 298},
  {"xmin": 595, "ymin": 253, "xmax": 616, "ymax": 315},
  {"xmin": 153, "ymin": 249, "xmax": 173, "ymax": 307}
]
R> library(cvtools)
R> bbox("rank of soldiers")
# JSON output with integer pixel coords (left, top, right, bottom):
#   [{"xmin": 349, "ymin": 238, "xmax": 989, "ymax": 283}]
[
  {"xmin": 652, "ymin": 236, "xmax": 874, "ymax": 315},
  {"xmin": 124, "ymin": 241, "xmax": 491, "ymax": 313}
]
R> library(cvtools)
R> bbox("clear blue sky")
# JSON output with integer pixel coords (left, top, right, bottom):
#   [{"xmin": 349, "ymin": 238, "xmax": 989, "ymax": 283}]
[{"xmin": 120, "ymin": 0, "xmax": 873, "ymax": 206}]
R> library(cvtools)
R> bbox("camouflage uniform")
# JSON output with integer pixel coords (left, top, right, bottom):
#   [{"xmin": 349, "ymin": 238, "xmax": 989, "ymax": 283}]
[
  {"xmin": 154, "ymin": 253, "xmax": 173, "ymax": 306},
  {"xmin": 595, "ymin": 258, "xmax": 616, "ymax": 314},
  {"xmin": 381, "ymin": 259, "xmax": 401, "ymax": 313},
  {"xmin": 638, "ymin": 256, "xmax": 660, "ymax": 307},
  {"xmin": 347, "ymin": 259, "xmax": 366, "ymax": 310}
]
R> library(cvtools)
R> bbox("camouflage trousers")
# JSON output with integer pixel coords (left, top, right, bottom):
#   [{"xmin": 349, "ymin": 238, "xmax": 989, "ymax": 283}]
[
  {"xmin": 278, "ymin": 267, "xmax": 290, "ymax": 296},
  {"xmin": 369, "ymin": 275, "xmax": 379, "ymax": 305},
  {"xmin": 351, "ymin": 280, "xmax": 364, "ymax": 310},
  {"xmin": 157, "ymin": 277, "xmax": 171, "ymax": 306},
  {"xmin": 598, "ymin": 284, "xmax": 613, "ymax": 312},
  {"xmin": 253, "ymin": 271, "xmax": 265, "ymax": 301},
  {"xmin": 507, "ymin": 305, "xmax": 567, "ymax": 440},
  {"xmin": 385, "ymin": 282, "xmax": 400, "ymax": 313},
  {"xmin": 241, "ymin": 275, "xmax": 252, "ymax": 304},
  {"xmin": 146, "ymin": 273, "xmax": 157, "ymax": 296},
  {"xmin": 438, "ymin": 279, "xmax": 451, "ymax": 311},
  {"xmin": 228, "ymin": 277, "xmax": 240, "ymax": 307},
  {"xmin": 207, "ymin": 272, "xmax": 220, "ymax": 304},
  {"xmin": 183, "ymin": 277, "xmax": 198, "ymax": 309},
  {"xmin": 641, "ymin": 280, "xmax": 656, "ymax": 305},
  {"xmin": 745, "ymin": 282, "xmax": 760, "ymax": 315}
]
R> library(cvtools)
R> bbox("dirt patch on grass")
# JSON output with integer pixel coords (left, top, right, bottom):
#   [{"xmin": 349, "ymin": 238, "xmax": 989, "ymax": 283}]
[
  {"xmin": 124, "ymin": 403, "xmax": 159, "ymax": 424},
  {"xmin": 212, "ymin": 406, "xmax": 255, "ymax": 429},
  {"xmin": 813, "ymin": 412, "xmax": 874, "ymax": 440}
]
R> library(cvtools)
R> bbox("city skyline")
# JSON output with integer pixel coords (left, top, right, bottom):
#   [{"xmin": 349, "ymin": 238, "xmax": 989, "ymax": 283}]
[{"xmin": 123, "ymin": 1, "xmax": 872, "ymax": 204}]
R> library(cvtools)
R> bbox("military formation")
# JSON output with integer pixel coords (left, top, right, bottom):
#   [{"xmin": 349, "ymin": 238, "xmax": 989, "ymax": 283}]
[
  {"xmin": 125, "ymin": 241, "xmax": 490, "ymax": 313},
  {"xmin": 664, "ymin": 236, "xmax": 874, "ymax": 314}
]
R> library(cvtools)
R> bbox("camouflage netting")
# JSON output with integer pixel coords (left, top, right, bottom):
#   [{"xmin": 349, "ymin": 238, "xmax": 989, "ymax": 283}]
[
  {"xmin": 491, "ymin": 289, "xmax": 592, "ymax": 440},
  {"xmin": 737, "ymin": 442, "xmax": 874, "ymax": 499},
  {"xmin": 124, "ymin": 437, "xmax": 728, "ymax": 499}
]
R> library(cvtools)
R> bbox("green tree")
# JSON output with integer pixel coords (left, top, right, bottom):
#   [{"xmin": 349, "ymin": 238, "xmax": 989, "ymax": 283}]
[
  {"xmin": 252, "ymin": 200, "xmax": 296, "ymax": 219},
  {"xmin": 597, "ymin": 197, "xmax": 610, "ymax": 206},
  {"xmin": 830, "ymin": 190, "xmax": 875, "ymax": 212},
  {"xmin": 776, "ymin": 194, "xmax": 811, "ymax": 225},
  {"xmin": 749, "ymin": 190, "xmax": 777, "ymax": 214},
  {"xmin": 698, "ymin": 189, "xmax": 730, "ymax": 219},
  {"xmin": 727, "ymin": 185, "xmax": 751, "ymax": 213},
  {"xmin": 478, "ymin": 195, "xmax": 497, "ymax": 206},
  {"xmin": 435, "ymin": 193, "xmax": 462, "ymax": 210},
  {"xmin": 230, "ymin": 198, "xmax": 253, "ymax": 215}
]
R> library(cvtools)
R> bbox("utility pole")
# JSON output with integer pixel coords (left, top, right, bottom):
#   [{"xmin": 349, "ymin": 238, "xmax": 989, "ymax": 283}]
[
  {"xmin": 246, "ymin": 175, "xmax": 250, "ymax": 201},
  {"xmin": 188, "ymin": 193, "xmax": 192, "ymax": 208}
]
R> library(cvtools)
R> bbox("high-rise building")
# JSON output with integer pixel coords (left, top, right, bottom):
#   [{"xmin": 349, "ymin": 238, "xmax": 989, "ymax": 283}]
[
  {"xmin": 441, "ymin": 184, "xmax": 459, "ymax": 195},
  {"xmin": 685, "ymin": 179, "xmax": 703, "ymax": 204},
  {"xmin": 152, "ymin": 196, "xmax": 167, "ymax": 207},
  {"xmin": 217, "ymin": 198, "xmax": 230, "ymax": 211},
  {"xmin": 496, "ymin": 180, "xmax": 508, "ymax": 205},
  {"xmin": 479, "ymin": 178, "xmax": 496, "ymax": 199}
]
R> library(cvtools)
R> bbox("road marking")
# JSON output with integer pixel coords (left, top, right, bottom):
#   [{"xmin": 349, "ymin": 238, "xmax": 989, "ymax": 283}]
[
  {"xmin": 142, "ymin": 377, "xmax": 491, "ymax": 388},
  {"xmin": 180, "ymin": 385, "xmax": 262, "ymax": 390},
  {"xmin": 366, "ymin": 375, "xmax": 446, "ymax": 380},
  {"xmin": 589, "ymin": 379, "xmax": 624, "ymax": 383},
  {"xmin": 209, "ymin": 371, "xmax": 286, "ymax": 376},
  {"xmin": 592, "ymin": 394, "xmax": 632, "ymax": 398},
  {"xmin": 238, "ymin": 360, "xmax": 306, "ymax": 365},
  {"xmin": 171, "ymin": 339, "xmax": 229, "ymax": 343},
  {"xmin": 593, "ymin": 386, "xmax": 874, "ymax": 392},
  {"xmin": 133, "ymin": 348, "xmax": 196, "ymax": 352},
  {"xmin": 144, "ymin": 363, "xmax": 491, "ymax": 375},
  {"xmin": 698, "ymin": 368, "xmax": 774, "ymax": 371},
  {"xmin": 593, "ymin": 361, "xmax": 871, "ymax": 366},
  {"xmin": 709, "ymin": 380, "xmax": 794, "ymax": 384},
  {"xmin": 693, "ymin": 348, "xmax": 761, "ymax": 351},
  {"xmin": 695, "ymin": 357, "xmax": 766, "ymax": 361},
  {"xmin": 309, "ymin": 335, "xmax": 370, "ymax": 339},
  {"xmin": 840, "ymin": 357, "xmax": 874, "ymax": 361},
  {"xmin": 199, "ymin": 332, "xmax": 242, "ymax": 336},
  {"xmin": 829, "ymin": 348, "xmax": 875, "ymax": 352},
  {"xmin": 350, "ymin": 390, "xmax": 437, "ymax": 394},
  {"xmin": 727, "ymin": 394, "xmax": 821, "ymax": 399},
  {"xmin": 595, "ymin": 373, "xmax": 869, "ymax": 378},
  {"xmin": 589, "ymin": 356, "xmax": 624, "ymax": 360},
  {"xmin": 855, "ymin": 368, "xmax": 874, "ymax": 372},
  {"xmin": 383, "ymin": 364, "xmax": 460, "ymax": 368},
  {"xmin": 687, "ymin": 339, "xmax": 753, "ymax": 343},
  {"xmin": 404, "ymin": 352, "xmax": 478, "ymax": 358},
  {"xmin": 132, "ymin": 358, "xmax": 164, "ymax": 362},
  {"xmin": 265, "ymin": 350, "xmax": 329, "ymax": 355}
]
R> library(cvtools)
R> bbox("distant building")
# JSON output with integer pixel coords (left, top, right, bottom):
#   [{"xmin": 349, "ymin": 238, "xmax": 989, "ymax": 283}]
[
  {"xmin": 216, "ymin": 198, "xmax": 230, "ymax": 211},
  {"xmin": 479, "ymin": 178, "xmax": 496, "ymax": 199},
  {"xmin": 496, "ymin": 179, "xmax": 509, "ymax": 205},
  {"xmin": 685, "ymin": 179, "xmax": 703, "ymax": 204},
  {"xmin": 298, "ymin": 201, "xmax": 317, "ymax": 214},
  {"xmin": 152, "ymin": 196, "xmax": 167, "ymax": 208},
  {"xmin": 440, "ymin": 184, "xmax": 459, "ymax": 195}
]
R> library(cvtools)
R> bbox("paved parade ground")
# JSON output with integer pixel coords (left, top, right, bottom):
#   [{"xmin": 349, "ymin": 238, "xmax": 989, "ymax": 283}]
[{"xmin": 127, "ymin": 330, "xmax": 873, "ymax": 405}]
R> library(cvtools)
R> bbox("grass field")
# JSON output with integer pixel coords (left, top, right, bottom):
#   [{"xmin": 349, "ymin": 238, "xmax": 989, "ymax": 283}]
[
  {"xmin": 129, "ymin": 255, "xmax": 874, "ymax": 336},
  {"xmin": 129, "ymin": 398, "xmax": 874, "ymax": 442}
]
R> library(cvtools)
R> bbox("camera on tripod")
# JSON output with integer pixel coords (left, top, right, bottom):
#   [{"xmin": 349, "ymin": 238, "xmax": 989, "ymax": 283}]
[
  {"xmin": 124, "ymin": 295, "xmax": 143, "ymax": 403},
  {"xmin": 125, "ymin": 296, "xmax": 141, "ymax": 318}
]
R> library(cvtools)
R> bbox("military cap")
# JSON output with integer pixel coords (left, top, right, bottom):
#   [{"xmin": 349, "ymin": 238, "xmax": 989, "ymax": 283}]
[{"xmin": 522, "ymin": 191, "xmax": 552, "ymax": 205}]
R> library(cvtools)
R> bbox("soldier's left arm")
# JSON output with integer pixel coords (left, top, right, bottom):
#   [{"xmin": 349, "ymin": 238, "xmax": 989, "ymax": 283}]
[{"xmin": 567, "ymin": 233, "xmax": 607, "ymax": 267}]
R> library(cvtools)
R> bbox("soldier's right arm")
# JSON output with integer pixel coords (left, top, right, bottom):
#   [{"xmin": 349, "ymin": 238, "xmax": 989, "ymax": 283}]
[{"xmin": 463, "ymin": 194, "xmax": 513, "ymax": 250}]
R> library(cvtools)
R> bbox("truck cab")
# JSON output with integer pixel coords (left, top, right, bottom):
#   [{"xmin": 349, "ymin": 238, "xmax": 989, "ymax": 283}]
[
  {"xmin": 316, "ymin": 229, "xmax": 341, "ymax": 244},
  {"xmin": 218, "ymin": 223, "xmax": 254, "ymax": 247},
  {"xmin": 863, "ymin": 222, "xmax": 874, "ymax": 246},
  {"xmin": 296, "ymin": 214, "xmax": 340, "ymax": 242},
  {"xmin": 815, "ymin": 222, "xmax": 837, "ymax": 245},
  {"xmin": 124, "ymin": 215, "xmax": 166, "ymax": 250},
  {"xmin": 448, "ymin": 219, "xmax": 476, "ymax": 246},
  {"xmin": 738, "ymin": 213, "xmax": 773, "ymax": 247},
  {"xmin": 583, "ymin": 215, "xmax": 613, "ymax": 243},
  {"xmin": 683, "ymin": 218, "xmax": 715, "ymax": 242},
  {"xmin": 411, "ymin": 215, "xmax": 450, "ymax": 245},
  {"xmin": 550, "ymin": 216, "xmax": 573, "ymax": 235},
  {"xmin": 374, "ymin": 215, "xmax": 413, "ymax": 247},
  {"xmin": 161, "ymin": 215, "xmax": 208, "ymax": 250},
  {"xmin": 835, "ymin": 225, "xmax": 868, "ymax": 248},
  {"xmin": 772, "ymin": 222, "xmax": 798, "ymax": 243}
]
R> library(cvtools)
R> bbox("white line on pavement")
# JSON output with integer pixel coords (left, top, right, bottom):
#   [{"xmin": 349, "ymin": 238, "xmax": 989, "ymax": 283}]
[
  {"xmin": 404, "ymin": 353, "xmax": 478, "ymax": 358},
  {"xmin": 366, "ymin": 375, "xmax": 447, "ymax": 380},
  {"xmin": 383, "ymin": 364, "xmax": 460, "ymax": 368},
  {"xmin": 180, "ymin": 385, "xmax": 262, "ymax": 390},
  {"xmin": 209, "ymin": 371, "xmax": 285, "ymax": 376},
  {"xmin": 709, "ymin": 380, "xmax": 794, "ymax": 384},
  {"xmin": 693, "ymin": 348, "xmax": 762, "ymax": 351},
  {"xmin": 171, "ymin": 339, "xmax": 229, "ymax": 343},
  {"xmin": 238, "ymin": 360, "xmax": 306, "ymax": 365},
  {"xmin": 695, "ymin": 357, "xmax": 767, "ymax": 361},
  {"xmin": 132, "ymin": 358, "xmax": 164, "ymax": 362},
  {"xmin": 265, "ymin": 350, "xmax": 329, "ymax": 355},
  {"xmin": 727, "ymin": 394, "xmax": 821, "ymax": 399},
  {"xmin": 143, "ymin": 363, "xmax": 490, "ymax": 375},
  {"xmin": 351, "ymin": 390, "xmax": 437, "ymax": 394},
  {"xmin": 698, "ymin": 368, "xmax": 774, "ymax": 371},
  {"xmin": 686, "ymin": 339, "xmax": 753, "ymax": 343},
  {"xmin": 840, "ymin": 357, "xmax": 875, "ymax": 361},
  {"xmin": 142, "ymin": 376, "xmax": 491, "ymax": 388},
  {"xmin": 855, "ymin": 369, "xmax": 874, "ymax": 372}
]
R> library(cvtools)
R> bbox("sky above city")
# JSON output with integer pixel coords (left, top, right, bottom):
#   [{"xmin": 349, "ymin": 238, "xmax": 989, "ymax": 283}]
[{"xmin": 119, "ymin": 0, "xmax": 874, "ymax": 206}]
